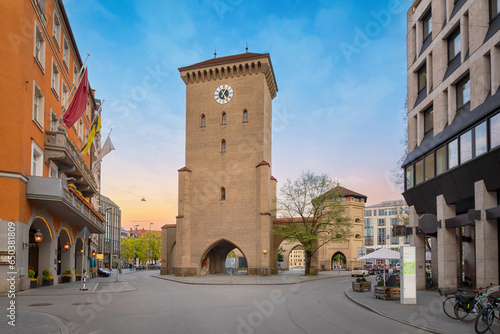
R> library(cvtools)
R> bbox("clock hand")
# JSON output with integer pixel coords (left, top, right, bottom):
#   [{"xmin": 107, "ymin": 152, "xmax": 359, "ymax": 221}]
[{"xmin": 222, "ymin": 85, "xmax": 229, "ymax": 99}]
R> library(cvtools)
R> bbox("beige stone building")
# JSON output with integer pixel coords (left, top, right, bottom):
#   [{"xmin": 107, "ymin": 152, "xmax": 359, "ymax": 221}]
[
  {"xmin": 403, "ymin": 0, "xmax": 500, "ymax": 289},
  {"xmin": 162, "ymin": 53, "xmax": 279, "ymax": 276}
]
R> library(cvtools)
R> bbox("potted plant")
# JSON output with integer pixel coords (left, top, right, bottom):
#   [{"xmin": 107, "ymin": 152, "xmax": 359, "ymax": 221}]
[
  {"xmin": 352, "ymin": 277, "xmax": 371, "ymax": 292},
  {"xmin": 62, "ymin": 269, "xmax": 72, "ymax": 283},
  {"xmin": 28, "ymin": 269, "xmax": 37, "ymax": 289},
  {"xmin": 42, "ymin": 269, "xmax": 54, "ymax": 286},
  {"xmin": 75, "ymin": 268, "xmax": 82, "ymax": 281}
]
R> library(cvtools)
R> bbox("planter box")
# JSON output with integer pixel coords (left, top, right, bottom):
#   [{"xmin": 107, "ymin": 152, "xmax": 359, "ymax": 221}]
[
  {"xmin": 42, "ymin": 280, "xmax": 54, "ymax": 286},
  {"xmin": 62, "ymin": 276, "xmax": 71, "ymax": 283},
  {"xmin": 30, "ymin": 280, "xmax": 37, "ymax": 289},
  {"xmin": 352, "ymin": 281, "xmax": 372, "ymax": 292},
  {"xmin": 374, "ymin": 286, "xmax": 400, "ymax": 300}
]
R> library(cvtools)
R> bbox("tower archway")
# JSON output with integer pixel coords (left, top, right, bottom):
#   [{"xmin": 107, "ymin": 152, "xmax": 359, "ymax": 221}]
[
  {"xmin": 332, "ymin": 251, "xmax": 347, "ymax": 270},
  {"xmin": 200, "ymin": 239, "xmax": 248, "ymax": 275}
]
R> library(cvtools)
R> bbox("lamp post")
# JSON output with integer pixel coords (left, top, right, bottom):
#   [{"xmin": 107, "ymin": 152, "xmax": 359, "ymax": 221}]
[
  {"xmin": 148, "ymin": 222, "xmax": 153, "ymax": 267},
  {"xmin": 133, "ymin": 224, "xmax": 139, "ymax": 269}
]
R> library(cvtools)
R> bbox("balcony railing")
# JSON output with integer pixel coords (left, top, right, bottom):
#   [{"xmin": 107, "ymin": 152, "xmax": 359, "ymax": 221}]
[
  {"xmin": 26, "ymin": 176, "xmax": 105, "ymax": 234},
  {"xmin": 45, "ymin": 130, "xmax": 98, "ymax": 197}
]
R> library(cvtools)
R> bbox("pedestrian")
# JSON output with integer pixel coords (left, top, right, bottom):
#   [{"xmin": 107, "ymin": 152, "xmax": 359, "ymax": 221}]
[{"xmin": 129, "ymin": 263, "xmax": 133, "ymax": 271}]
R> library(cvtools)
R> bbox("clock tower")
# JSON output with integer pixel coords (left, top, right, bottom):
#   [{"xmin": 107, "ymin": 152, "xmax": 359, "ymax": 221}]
[{"xmin": 167, "ymin": 53, "xmax": 278, "ymax": 276}]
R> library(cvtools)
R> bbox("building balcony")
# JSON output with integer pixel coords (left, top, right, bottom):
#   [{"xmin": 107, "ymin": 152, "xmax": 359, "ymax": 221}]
[
  {"xmin": 45, "ymin": 130, "xmax": 98, "ymax": 197},
  {"xmin": 26, "ymin": 176, "xmax": 105, "ymax": 234}
]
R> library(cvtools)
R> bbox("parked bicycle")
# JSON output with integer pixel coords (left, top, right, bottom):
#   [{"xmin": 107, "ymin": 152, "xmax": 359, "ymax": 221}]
[
  {"xmin": 438, "ymin": 287, "xmax": 467, "ymax": 319},
  {"xmin": 475, "ymin": 288, "xmax": 500, "ymax": 333},
  {"xmin": 454, "ymin": 284, "xmax": 495, "ymax": 323}
]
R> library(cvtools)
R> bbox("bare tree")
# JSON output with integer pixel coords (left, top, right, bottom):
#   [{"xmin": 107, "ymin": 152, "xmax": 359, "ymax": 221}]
[
  {"xmin": 391, "ymin": 97, "xmax": 408, "ymax": 191},
  {"xmin": 273, "ymin": 171, "xmax": 352, "ymax": 275}
]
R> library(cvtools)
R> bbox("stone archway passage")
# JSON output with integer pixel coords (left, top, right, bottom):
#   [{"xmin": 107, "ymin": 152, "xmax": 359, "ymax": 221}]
[
  {"xmin": 332, "ymin": 252, "xmax": 347, "ymax": 270},
  {"xmin": 200, "ymin": 240, "xmax": 247, "ymax": 275}
]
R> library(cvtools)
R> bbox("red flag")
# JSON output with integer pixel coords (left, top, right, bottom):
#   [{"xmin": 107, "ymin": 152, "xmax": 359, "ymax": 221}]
[{"xmin": 63, "ymin": 68, "xmax": 89, "ymax": 128}]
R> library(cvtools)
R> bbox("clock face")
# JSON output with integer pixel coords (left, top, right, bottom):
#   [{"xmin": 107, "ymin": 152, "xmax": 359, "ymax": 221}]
[{"xmin": 214, "ymin": 84, "xmax": 234, "ymax": 104}]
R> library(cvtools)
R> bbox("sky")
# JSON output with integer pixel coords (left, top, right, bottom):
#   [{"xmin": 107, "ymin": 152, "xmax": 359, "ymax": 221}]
[{"xmin": 63, "ymin": 0, "xmax": 413, "ymax": 231}]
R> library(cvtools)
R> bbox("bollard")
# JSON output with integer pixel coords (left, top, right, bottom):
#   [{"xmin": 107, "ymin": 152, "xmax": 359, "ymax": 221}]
[{"xmin": 80, "ymin": 274, "xmax": 88, "ymax": 291}]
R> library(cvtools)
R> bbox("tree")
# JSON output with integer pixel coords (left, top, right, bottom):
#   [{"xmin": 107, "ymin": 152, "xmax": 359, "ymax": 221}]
[
  {"xmin": 120, "ymin": 233, "xmax": 161, "ymax": 264},
  {"xmin": 273, "ymin": 171, "xmax": 352, "ymax": 275},
  {"xmin": 391, "ymin": 97, "xmax": 408, "ymax": 191}
]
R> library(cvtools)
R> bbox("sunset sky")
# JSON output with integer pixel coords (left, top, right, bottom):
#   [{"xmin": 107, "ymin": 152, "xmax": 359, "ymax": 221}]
[{"xmin": 64, "ymin": 0, "xmax": 412, "ymax": 231}]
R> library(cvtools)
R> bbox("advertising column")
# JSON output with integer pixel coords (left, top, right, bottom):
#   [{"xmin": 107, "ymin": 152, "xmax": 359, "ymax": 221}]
[{"xmin": 400, "ymin": 246, "xmax": 416, "ymax": 304}]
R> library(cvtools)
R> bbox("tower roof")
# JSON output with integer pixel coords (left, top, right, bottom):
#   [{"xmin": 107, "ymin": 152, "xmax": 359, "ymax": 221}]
[
  {"xmin": 326, "ymin": 186, "xmax": 367, "ymax": 201},
  {"xmin": 178, "ymin": 52, "xmax": 270, "ymax": 71}
]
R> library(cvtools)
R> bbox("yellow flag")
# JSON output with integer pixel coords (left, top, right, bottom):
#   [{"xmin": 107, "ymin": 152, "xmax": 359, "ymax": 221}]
[{"xmin": 81, "ymin": 115, "xmax": 101, "ymax": 155}]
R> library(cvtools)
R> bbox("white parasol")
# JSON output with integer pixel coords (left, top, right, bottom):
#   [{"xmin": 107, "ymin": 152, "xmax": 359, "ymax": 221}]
[{"xmin": 357, "ymin": 248, "xmax": 401, "ymax": 286}]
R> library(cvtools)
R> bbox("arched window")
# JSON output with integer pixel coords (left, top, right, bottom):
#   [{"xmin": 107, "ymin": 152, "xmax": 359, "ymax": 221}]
[
  {"xmin": 243, "ymin": 110, "xmax": 248, "ymax": 123},
  {"xmin": 222, "ymin": 112, "xmax": 227, "ymax": 125},
  {"xmin": 221, "ymin": 139, "xmax": 226, "ymax": 153},
  {"xmin": 221, "ymin": 187, "xmax": 226, "ymax": 200},
  {"xmin": 201, "ymin": 114, "xmax": 206, "ymax": 127}
]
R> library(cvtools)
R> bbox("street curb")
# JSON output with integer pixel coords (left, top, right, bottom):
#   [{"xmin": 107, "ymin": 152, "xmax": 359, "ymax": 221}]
[
  {"xmin": 152, "ymin": 273, "xmax": 350, "ymax": 286},
  {"xmin": 344, "ymin": 288, "xmax": 448, "ymax": 334},
  {"xmin": 27, "ymin": 311, "xmax": 70, "ymax": 334},
  {"xmin": 9, "ymin": 280, "xmax": 137, "ymax": 297}
]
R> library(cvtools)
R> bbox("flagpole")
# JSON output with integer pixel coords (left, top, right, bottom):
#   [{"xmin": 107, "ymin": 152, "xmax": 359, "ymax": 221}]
[{"xmin": 80, "ymin": 100, "xmax": 105, "ymax": 151}]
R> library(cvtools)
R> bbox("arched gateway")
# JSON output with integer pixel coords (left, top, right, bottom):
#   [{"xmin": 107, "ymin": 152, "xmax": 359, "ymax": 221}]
[{"xmin": 161, "ymin": 53, "xmax": 279, "ymax": 276}]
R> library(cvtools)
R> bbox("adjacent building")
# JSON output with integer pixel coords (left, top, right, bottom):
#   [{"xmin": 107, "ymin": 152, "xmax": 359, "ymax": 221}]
[
  {"xmin": 98, "ymin": 195, "xmax": 121, "ymax": 269},
  {"xmin": 403, "ymin": 0, "xmax": 500, "ymax": 289},
  {"xmin": 0, "ymin": 0, "xmax": 108, "ymax": 291},
  {"xmin": 364, "ymin": 200, "xmax": 410, "ymax": 253}
]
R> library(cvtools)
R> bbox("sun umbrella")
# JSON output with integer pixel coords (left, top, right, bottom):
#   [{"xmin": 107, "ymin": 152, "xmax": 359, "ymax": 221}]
[{"xmin": 357, "ymin": 248, "xmax": 401, "ymax": 286}]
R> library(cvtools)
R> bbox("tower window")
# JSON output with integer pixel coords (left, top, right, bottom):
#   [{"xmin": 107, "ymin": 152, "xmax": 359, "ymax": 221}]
[
  {"xmin": 243, "ymin": 110, "xmax": 248, "ymax": 123},
  {"xmin": 221, "ymin": 187, "xmax": 226, "ymax": 200},
  {"xmin": 222, "ymin": 112, "xmax": 227, "ymax": 125},
  {"xmin": 221, "ymin": 139, "xmax": 226, "ymax": 153},
  {"xmin": 201, "ymin": 114, "xmax": 206, "ymax": 127}
]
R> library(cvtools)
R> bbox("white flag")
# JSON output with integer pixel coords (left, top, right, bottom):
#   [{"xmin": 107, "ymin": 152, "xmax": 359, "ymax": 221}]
[{"xmin": 92, "ymin": 135, "xmax": 115, "ymax": 172}]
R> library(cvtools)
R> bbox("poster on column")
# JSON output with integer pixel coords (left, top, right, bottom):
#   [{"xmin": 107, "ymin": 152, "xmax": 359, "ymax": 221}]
[{"xmin": 401, "ymin": 246, "xmax": 417, "ymax": 304}]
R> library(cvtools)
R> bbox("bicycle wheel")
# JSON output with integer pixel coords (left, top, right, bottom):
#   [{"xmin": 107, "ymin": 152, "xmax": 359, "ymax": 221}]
[
  {"xmin": 475, "ymin": 307, "xmax": 495, "ymax": 334},
  {"xmin": 443, "ymin": 297, "xmax": 458, "ymax": 319},
  {"xmin": 455, "ymin": 301, "xmax": 482, "ymax": 323},
  {"xmin": 487, "ymin": 307, "xmax": 500, "ymax": 333}
]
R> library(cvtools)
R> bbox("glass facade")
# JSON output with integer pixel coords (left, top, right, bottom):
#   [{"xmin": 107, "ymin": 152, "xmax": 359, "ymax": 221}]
[
  {"xmin": 377, "ymin": 228, "xmax": 386, "ymax": 245},
  {"xmin": 491, "ymin": 113, "xmax": 500, "ymax": 148},
  {"xmin": 460, "ymin": 130, "xmax": 472, "ymax": 163},
  {"xmin": 424, "ymin": 152, "xmax": 434, "ymax": 181},
  {"xmin": 436, "ymin": 145, "xmax": 447, "ymax": 175},
  {"xmin": 448, "ymin": 139, "xmax": 459, "ymax": 169},
  {"xmin": 475, "ymin": 121, "xmax": 487, "ymax": 156},
  {"xmin": 377, "ymin": 218, "xmax": 386, "ymax": 226}
]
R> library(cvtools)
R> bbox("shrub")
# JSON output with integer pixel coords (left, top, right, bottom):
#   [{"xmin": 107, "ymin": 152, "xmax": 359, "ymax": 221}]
[
  {"xmin": 377, "ymin": 280, "xmax": 385, "ymax": 287},
  {"xmin": 28, "ymin": 269, "xmax": 35, "ymax": 278},
  {"xmin": 356, "ymin": 278, "xmax": 362, "ymax": 283},
  {"xmin": 360, "ymin": 277, "xmax": 367, "ymax": 282},
  {"xmin": 65, "ymin": 269, "xmax": 71, "ymax": 275},
  {"xmin": 42, "ymin": 269, "xmax": 51, "ymax": 277}
]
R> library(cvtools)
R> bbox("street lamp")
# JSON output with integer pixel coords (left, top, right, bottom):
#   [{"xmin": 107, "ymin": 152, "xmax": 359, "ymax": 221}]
[
  {"xmin": 148, "ymin": 222, "xmax": 153, "ymax": 266},
  {"xmin": 34, "ymin": 229, "xmax": 43, "ymax": 243},
  {"xmin": 133, "ymin": 224, "xmax": 139, "ymax": 269}
]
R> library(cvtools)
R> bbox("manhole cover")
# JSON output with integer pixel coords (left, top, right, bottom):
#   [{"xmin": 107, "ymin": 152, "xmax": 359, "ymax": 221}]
[
  {"xmin": 71, "ymin": 302, "xmax": 93, "ymax": 305},
  {"xmin": 28, "ymin": 303, "xmax": 53, "ymax": 307}
]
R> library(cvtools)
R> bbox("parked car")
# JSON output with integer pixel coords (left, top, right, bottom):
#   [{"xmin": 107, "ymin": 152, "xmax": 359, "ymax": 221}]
[
  {"xmin": 376, "ymin": 264, "xmax": 389, "ymax": 273},
  {"xmin": 351, "ymin": 267, "xmax": 369, "ymax": 277},
  {"xmin": 363, "ymin": 264, "xmax": 375, "ymax": 275},
  {"xmin": 98, "ymin": 268, "xmax": 111, "ymax": 277}
]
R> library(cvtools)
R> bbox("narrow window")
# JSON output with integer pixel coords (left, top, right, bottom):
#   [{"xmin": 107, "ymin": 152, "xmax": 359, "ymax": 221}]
[
  {"xmin": 34, "ymin": 23, "xmax": 45, "ymax": 69},
  {"xmin": 243, "ymin": 110, "xmax": 248, "ymax": 123},
  {"xmin": 31, "ymin": 141, "xmax": 44, "ymax": 176},
  {"xmin": 448, "ymin": 28, "xmax": 461, "ymax": 62},
  {"xmin": 201, "ymin": 114, "xmax": 206, "ymax": 127},
  {"xmin": 415, "ymin": 159, "xmax": 424, "ymax": 185},
  {"xmin": 221, "ymin": 139, "xmax": 226, "ymax": 153},
  {"xmin": 423, "ymin": 106, "xmax": 433, "ymax": 134},
  {"xmin": 448, "ymin": 139, "xmax": 459, "ymax": 168},
  {"xmin": 436, "ymin": 145, "xmax": 447, "ymax": 175},
  {"xmin": 422, "ymin": 9, "xmax": 432, "ymax": 39},
  {"xmin": 73, "ymin": 64, "xmax": 79, "ymax": 87},
  {"xmin": 61, "ymin": 82, "xmax": 68, "ymax": 110},
  {"xmin": 33, "ymin": 82, "xmax": 44, "ymax": 128},
  {"xmin": 63, "ymin": 37, "xmax": 70, "ymax": 70},
  {"xmin": 221, "ymin": 187, "xmax": 226, "ymax": 200},
  {"xmin": 418, "ymin": 63, "xmax": 427, "ymax": 93},
  {"xmin": 222, "ymin": 112, "xmax": 227, "ymax": 125},
  {"xmin": 491, "ymin": 0, "xmax": 500, "ymax": 20},
  {"xmin": 475, "ymin": 121, "xmax": 487, "ymax": 156},
  {"xmin": 456, "ymin": 75, "xmax": 470, "ymax": 108},
  {"xmin": 460, "ymin": 130, "xmax": 472, "ymax": 164},
  {"xmin": 491, "ymin": 113, "xmax": 500, "ymax": 149},
  {"xmin": 51, "ymin": 60, "xmax": 60, "ymax": 97},
  {"xmin": 53, "ymin": 11, "xmax": 61, "ymax": 48},
  {"xmin": 79, "ymin": 118, "xmax": 84, "ymax": 141},
  {"xmin": 50, "ymin": 109, "xmax": 58, "ymax": 131},
  {"xmin": 424, "ymin": 152, "xmax": 434, "ymax": 181}
]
